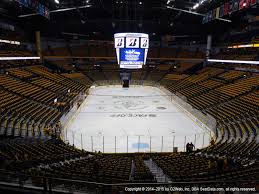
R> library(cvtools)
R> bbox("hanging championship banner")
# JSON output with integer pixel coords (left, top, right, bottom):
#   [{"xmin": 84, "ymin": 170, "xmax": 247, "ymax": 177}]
[{"xmin": 203, "ymin": 0, "xmax": 259, "ymax": 23}]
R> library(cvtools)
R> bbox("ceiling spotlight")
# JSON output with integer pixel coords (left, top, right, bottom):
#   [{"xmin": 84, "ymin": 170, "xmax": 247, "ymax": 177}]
[
  {"xmin": 192, "ymin": 0, "xmax": 207, "ymax": 10},
  {"xmin": 112, "ymin": 22, "xmax": 116, "ymax": 28},
  {"xmin": 192, "ymin": 3, "xmax": 199, "ymax": 9},
  {"xmin": 139, "ymin": 1, "xmax": 142, "ymax": 5},
  {"xmin": 54, "ymin": 0, "xmax": 59, "ymax": 4}
]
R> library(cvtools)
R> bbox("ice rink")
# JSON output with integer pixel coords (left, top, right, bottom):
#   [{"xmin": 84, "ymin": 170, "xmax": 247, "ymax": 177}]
[{"xmin": 66, "ymin": 86, "xmax": 210, "ymax": 153}]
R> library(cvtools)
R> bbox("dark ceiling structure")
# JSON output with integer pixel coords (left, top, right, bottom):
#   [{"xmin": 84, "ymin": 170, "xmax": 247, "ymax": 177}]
[
  {"xmin": 0, "ymin": 0, "xmax": 206, "ymax": 41},
  {"xmin": 43, "ymin": 0, "xmax": 206, "ymax": 41},
  {"xmin": 0, "ymin": 0, "xmax": 259, "ymax": 44}
]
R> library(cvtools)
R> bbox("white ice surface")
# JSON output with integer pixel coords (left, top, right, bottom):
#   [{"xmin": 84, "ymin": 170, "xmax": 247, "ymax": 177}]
[{"xmin": 66, "ymin": 86, "xmax": 210, "ymax": 153}]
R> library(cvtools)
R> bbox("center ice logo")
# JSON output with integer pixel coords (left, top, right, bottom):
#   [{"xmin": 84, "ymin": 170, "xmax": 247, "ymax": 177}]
[
  {"xmin": 110, "ymin": 114, "xmax": 157, "ymax": 118},
  {"xmin": 114, "ymin": 100, "xmax": 148, "ymax": 110}
]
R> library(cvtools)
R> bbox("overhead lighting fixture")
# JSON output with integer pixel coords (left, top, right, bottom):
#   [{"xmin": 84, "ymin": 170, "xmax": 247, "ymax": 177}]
[
  {"xmin": 54, "ymin": 0, "xmax": 59, "ymax": 4},
  {"xmin": 166, "ymin": 5, "xmax": 231, "ymax": 22},
  {"xmin": 228, "ymin": 43, "xmax": 259, "ymax": 48},
  {"xmin": 0, "ymin": 39, "xmax": 20, "ymax": 45},
  {"xmin": 193, "ymin": 3, "xmax": 199, "ymax": 9},
  {"xmin": 50, "ymin": 5, "xmax": 92, "ymax": 13},
  {"xmin": 207, "ymin": 59, "xmax": 259, "ymax": 65},
  {"xmin": 166, "ymin": 6, "xmax": 204, "ymax": 16},
  {"xmin": 112, "ymin": 22, "xmax": 116, "ymax": 28},
  {"xmin": 19, "ymin": 4, "xmax": 92, "ymax": 17},
  {"xmin": 238, "ymin": 44, "xmax": 253, "ymax": 48},
  {"xmin": 0, "ymin": 57, "xmax": 40, "ymax": 61},
  {"xmin": 192, "ymin": 0, "xmax": 206, "ymax": 10}
]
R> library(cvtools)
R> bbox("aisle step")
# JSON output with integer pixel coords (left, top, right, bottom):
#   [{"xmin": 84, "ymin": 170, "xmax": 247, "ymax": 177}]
[{"xmin": 144, "ymin": 159, "xmax": 172, "ymax": 183}]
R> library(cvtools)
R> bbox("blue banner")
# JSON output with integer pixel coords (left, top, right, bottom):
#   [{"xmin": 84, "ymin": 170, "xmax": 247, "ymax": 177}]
[{"xmin": 15, "ymin": 0, "xmax": 49, "ymax": 19}]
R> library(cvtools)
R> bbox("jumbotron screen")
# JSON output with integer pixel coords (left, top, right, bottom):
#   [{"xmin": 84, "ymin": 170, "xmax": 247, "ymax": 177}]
[
  {"xmin": 120, "ymin": 48, "xmax": 145, "ymax": 67},
  {"xmin": 114, "ymin": 33, "xmax": 149, "ymax": 69}
]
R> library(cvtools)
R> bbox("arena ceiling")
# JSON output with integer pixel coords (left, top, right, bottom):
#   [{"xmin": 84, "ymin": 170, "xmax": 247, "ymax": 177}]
[
  {"xmin": 44, "ymin": 0, "xmax": 207, "ymax": 41},
  {"xmin": 0, "ymin": 0, "xmax": 259, "ymax": 44}
]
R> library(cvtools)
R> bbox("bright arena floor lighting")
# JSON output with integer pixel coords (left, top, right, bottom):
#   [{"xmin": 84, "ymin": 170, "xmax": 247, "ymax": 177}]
[{"xmin": 65, "ymin": 86, "xmax": 210, "ymax": 153}]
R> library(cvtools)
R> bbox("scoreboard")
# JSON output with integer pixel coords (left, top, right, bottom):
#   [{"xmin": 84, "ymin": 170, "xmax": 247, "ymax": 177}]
[{"xmin": 114, "ymin": 33, "xmax": 149, "ymax": 69}]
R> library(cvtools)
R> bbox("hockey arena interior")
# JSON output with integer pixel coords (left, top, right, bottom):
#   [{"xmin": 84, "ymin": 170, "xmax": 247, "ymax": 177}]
[{"xmin": 0, "ymin": 0, "xmax": 259, "ymax": 193}]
